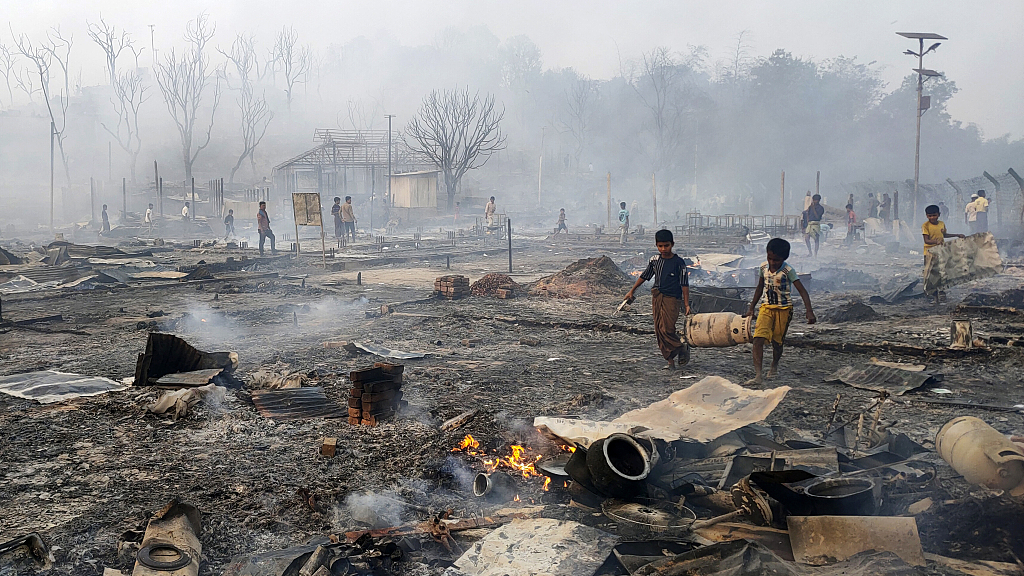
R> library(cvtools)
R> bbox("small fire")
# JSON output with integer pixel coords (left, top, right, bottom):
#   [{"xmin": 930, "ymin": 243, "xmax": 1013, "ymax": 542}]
[
  {"xmin": 514, "ymin": 494, "xmax": 521, "ymax": 502},
  {"xmin": 630, "ymin": 270, "xmax": 642, "ymax": 277},
  {"xmin": 452, "ymin": 434, "xmax": 480, "ymax": 453},
  {"xmin": 542, "ymin": 477, "xmax": 551, "ymax": 491},
  {"xmin": 483, "ymin": 445, "xmax": 543, "ymax": 479},
  {"xmin": 560, "ymin": 444, "xmax": 577, "ymax": 453}
]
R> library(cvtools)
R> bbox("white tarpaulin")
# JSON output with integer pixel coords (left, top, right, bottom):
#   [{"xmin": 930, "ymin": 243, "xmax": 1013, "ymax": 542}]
[
  {"xmin": 0, "ymin": 370, "xmax": 127, "ymax": 403},
  {"xmin": 535, "ymin": 376, "xmax": 789, "ymax": 446},
  {"xmin": 924, "ymin": 232, "xmax": 1002, "ymax": 294},
  {"xmin": 453, "ymin": 518, "xmax": 618, "ymax": 576}
]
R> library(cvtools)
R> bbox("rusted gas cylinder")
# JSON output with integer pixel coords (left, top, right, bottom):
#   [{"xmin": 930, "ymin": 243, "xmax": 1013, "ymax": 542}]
[
  {"xmin": 685, "ymin": 312, "xmax": 752, "ymax": 348},
  {"xmin": 936, "ymin": 416, "xmax": 1024, "ymax": 496}
]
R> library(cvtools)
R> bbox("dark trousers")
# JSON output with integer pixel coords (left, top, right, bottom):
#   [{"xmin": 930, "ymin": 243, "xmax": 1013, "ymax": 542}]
[
  {"xmin": 976, "ymin": 211, "xmax": 988, "ymax": 233},
  {"xmin": 259, "ymin": 229, "xmax": 276, "ymax": 255},
  {"xmin": 344, "ymin": 221, "xmax": 356, "ymax": 241},
  {"xmin": 334, "ymin": 217, "xmax": 343, "ymax": 238}
]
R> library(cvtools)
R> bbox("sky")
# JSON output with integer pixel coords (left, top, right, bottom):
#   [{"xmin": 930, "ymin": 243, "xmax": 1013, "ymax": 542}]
[{"xmin": 7, "ymin": 0, "xmax": 1023, "ymax": 139}]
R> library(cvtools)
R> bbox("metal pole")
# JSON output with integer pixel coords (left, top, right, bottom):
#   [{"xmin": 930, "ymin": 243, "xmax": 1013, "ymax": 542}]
[
  {"xmin": 507, "ymin": 217, "xmax": 512, "ymax": 273},
  {"xmin": 652, "ymin": 173, "xmax": 657, "ymax": 225},
  {"xmin": 191, "ymin": 177, "xmax": 196, "ymax": 221},
  {"xmin": 538, "ymin": 127, "xmax": 545, "ymax": 203},
  {"xmin": 780, "ymin": 171, "xmax": 785, "ymax": 216},
  {"xmin": 913, "ymin": 38, "xmax": 923, "ymax": 222},
  {"xmin": 385, "ymin": 114, "xmax": 394, "ymax": 209},
  {"xmin": 50, "ymin": 122, "xmax": 55, "ymax": 232},
  {"xmin": 606, "ymin": 172, "xmax": 611, "ymax": 228},
  {"xmin": 815, "ymin": 171, "xmax": 820, "ymax": 196},
  {"xmin": 90, "ymin": 177, "xmax": 96, "ymax": 223},
  {"xmin": 122, "ymin": 178, "xmax": 127, "ymax": 222},
  {"xmin": 158, "ymin": 177, "xmax": 163, "ymax": 216},
  {"xmin": 370, "ymin": 164, "xmax": 375, "ymax": 233}
]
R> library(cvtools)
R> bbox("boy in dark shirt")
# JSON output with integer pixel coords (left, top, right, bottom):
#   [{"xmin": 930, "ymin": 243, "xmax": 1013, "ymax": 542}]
[
  {"xmin": 224, "ymin": 209, "xmax": 235, "ymax": 239},
  {"xmin": 624, "ymin": 229, "xmax": 692, "ymax": 369}
]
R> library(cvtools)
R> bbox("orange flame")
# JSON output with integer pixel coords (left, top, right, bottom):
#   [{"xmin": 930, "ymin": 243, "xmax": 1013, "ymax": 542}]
[
  {"xmin": 452, "ymin": 434, "xmax": 480, "ymax": 452},
  {"xmin": 514, "ymin": 494, "xmax": 521, "ymax": 502},
  {"xmin": 560, "ymin": 444, "xmax": 577, "ymax": 453},
  {"xmin": 542, "ymin": 477, "xmax": 552, "ymax": 491},
  {"xmin": 484, "ymin": 445, "xmax": 544, "ymax": 479}
]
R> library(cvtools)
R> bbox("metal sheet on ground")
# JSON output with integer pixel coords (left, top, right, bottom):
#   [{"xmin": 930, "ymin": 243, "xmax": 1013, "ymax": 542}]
[
  {"xmin": 0, "ymin": 370, "xmax": 127, "ymax": 403},
  {"xmin": 787, "ymin": 515, "xmax": 925, "ymax": 566},
  {"xmin": 453, "ymin": 518, "xmax": 618, "ymax": 576},
  {"xmin": 825, "ymin": 364, "xmax": 938, "ymax": 396},
  {"xmin": 250, "ymin": 387, "xmax": 343, "ymax": 421}
]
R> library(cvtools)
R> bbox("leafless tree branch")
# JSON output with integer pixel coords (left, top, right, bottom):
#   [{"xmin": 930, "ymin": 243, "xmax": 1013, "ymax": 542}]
[{"xmin": 87, "ymin": 16, "xmax": 134, "ymax": 86}]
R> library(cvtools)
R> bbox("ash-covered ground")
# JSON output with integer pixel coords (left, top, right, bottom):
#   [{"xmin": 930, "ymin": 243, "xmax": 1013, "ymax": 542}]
[{"xmin": 2, "ymin": 232, "xmax": 1023, "ymax": 575}]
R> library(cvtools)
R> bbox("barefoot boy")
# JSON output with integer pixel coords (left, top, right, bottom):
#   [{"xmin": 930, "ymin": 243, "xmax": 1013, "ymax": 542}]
[
  {"xmin": 624, "ymin": 229, "xmax": 692, "ymax": 369},
  {"xmin": 745, "ymin": 238, "xmax": 816, "ymax": 384}
]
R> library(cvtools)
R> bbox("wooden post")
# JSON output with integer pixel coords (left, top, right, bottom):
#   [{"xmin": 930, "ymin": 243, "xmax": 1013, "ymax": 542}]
[
  {"xmin": 50, "ymin": 122, "xmax": 55, "ymax": 232},
  {"xmin": 983, "ymin": 171, "xmax": 1001, "ymax": 228},
  {"xmin": 122, "ymin": 178, "xmax": 127, "ymax": 222},
  {"xmin": 815, "ymin": 171, "xmax": 820, "ymax": 196},
  {"xmin": 606, "ymin": 172, "xmax": 612, "ymax": 228},
  {"xmin": 780, "ymin": 171, "xmax": 785, "ymax": 217},
  {"xmin": 158, "ymin": 177, "xmax": 163, "ymax": 216},
  {"xmin": 652, "ymin": 173, "xmax": 658, "ymax": 225},
  {"xmin": 153, "ymin": 160, "xmax": 159, "ymax": 208},
  {"xmin": 90, "ymin": 177, "xmax": 96, "ymax": 223},
  {"xmin": 507, "ymin": 217, "xmax": 513, "ymax": 273},
  {"xmin": 191, "ymin": 178, "xmax": 196, "ymax": 221}
]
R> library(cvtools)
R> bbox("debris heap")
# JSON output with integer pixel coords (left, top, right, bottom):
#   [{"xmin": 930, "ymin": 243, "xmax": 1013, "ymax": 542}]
[
  {"xmin": 529, "ymin": 256, "xmax": 633, "ymax": 298},
  {"xmin": 348, "ymin": 363, "xmax": 405, "ymax": 426},
  {"xmin": 470, "ymin": 273, "xmax": 518, "ymax": 298},
  {"xmin": 434, "ymin": 275, "xmax": 470, "ymax": 300}
]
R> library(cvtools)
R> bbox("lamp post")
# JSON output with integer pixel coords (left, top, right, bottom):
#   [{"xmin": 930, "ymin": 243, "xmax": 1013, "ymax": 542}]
[{"xmin": 897, "ymin": 32, "xmax": 946, "ymax": 221}]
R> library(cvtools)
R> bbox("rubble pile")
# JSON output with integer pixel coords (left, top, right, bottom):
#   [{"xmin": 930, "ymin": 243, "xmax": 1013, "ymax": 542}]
[
  {"xmin": 529, "ymin": 256, "xmax": 632, "ymax": 298},
  {"xmin": 470, "ymin": 273, "xmax": 518, "ymax": 298},
  {"xmin": 434, "ymin": 275, "xmax": 470, "ymax": 299},
  {"xmin": 348, "ymin": 363, "xmax": 405, "ymax": 426},
  {"xmin": 826, "ymin": 300, "xmax": 881, "ymax": 323}
]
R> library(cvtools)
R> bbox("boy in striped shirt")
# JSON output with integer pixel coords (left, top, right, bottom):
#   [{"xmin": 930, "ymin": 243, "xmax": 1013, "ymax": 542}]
[
  {"xmin": 745, "ymin": 238, "xmax": 816, "ymax": 384},
  {"xmin": 624, "ymin": 229, "xmax": 692, "ymax": 369}
]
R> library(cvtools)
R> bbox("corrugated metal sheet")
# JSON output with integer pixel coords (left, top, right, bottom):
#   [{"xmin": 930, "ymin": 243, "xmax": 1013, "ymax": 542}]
[
  {"xmin": 250, "ymin": 387, "xmax": 343, "ymax": 421},
  {"xmin": 826, "ymin": 364, "xmax": 939, "ymax": 396},
  {"xmin": 155, "ymin": 368, "xmax": 225, "ymax": 388}
]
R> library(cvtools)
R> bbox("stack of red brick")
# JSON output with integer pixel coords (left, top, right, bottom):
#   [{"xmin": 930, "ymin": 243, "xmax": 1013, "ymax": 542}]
[
  {"xmin": 348, "ymin": 363, "xmax": 405, "ymax": 426},
  {"xmin": 434, "ymin": 275, "xmax": 470, "ymax": 299}
]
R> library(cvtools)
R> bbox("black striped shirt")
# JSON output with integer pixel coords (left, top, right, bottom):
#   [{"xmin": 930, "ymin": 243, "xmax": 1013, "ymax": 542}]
[{"xmin": 639, "ymin": 254, "xmax": 688, "ymax": 299}]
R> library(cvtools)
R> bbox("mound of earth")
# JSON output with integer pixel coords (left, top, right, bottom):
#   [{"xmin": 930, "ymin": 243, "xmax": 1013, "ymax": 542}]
[
  {"xmin": 529, "ymin": 256, "xmax": 633, "ymax": 298},
  {"xmin": 471, "ymin": 273, "xmax": 519, "ymax": 296},
  {"xmin": 961, "ymin": 288, "xmax": 1024, "ymax": 309},
  {"xmin": 826, "ymin": 300, "xmax": 881, "ymax": 323}
]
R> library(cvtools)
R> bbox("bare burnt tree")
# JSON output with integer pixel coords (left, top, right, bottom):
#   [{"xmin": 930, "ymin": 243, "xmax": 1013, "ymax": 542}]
[
  {"xmin": 86, "ymin": 16, "xmax": 135, "ymax": 86},
  {"xmin": 405, "ymin": 88, "xmax": 507, "ymax": 211},
  {"xmin": 0, "ymin": 43, "xmax": 15, "ymax": 108},
  {"xmin": 274, "ymin": 26, "xmax": 310, "ymax": 111},
  {"xmin": 155, "ymin": 14, "xmax": 221, "ymax": 185},
  {"xmin": 12, "ymin": 27, "xmax": 73, "ymax": 186},
  {"xmin": 559, "ymin": 72, "xmax": 593, "ymax": 176},
  {"xmin": 102, "ymin": 70, "xmax": 147, "ymax": 183},
  {"xmin": 12, "ymin": 66, "xmax": 37, "ymax": 103},
  {"xmin": 220, "ymin": 34, "xmax": 273, "ymax": 183}
]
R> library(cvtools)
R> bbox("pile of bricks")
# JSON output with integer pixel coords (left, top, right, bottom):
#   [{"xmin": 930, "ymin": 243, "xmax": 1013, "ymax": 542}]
[
  {"xmin": 348, "ymin": 363, "xmax": 405, "ymax": 426},
  {"xmin": 434, "ymin": 275, "xmax": 470, "ymax": 299}
]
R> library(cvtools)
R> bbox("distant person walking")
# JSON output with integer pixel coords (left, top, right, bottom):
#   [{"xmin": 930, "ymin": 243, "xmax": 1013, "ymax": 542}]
[
  {"xmin": 965, "ymin": 193, "xmax": 979, "ymax": 234},
  {"xmin": 879, "ymin": 193, "xmax": 892, "ymax": 224},
  {"xmin": 938, "ymin": 201, "xmax": 948, "ymax": 222},
  {"xmin": 331, "ymin": 196, "xmax": 343, "ymax": 239},
  {"xmin": 101, "ymin": 204, "xmax": 110, "ymax": 234},
  {"xmin": 341, "ymin": 196, "xmax": 357, "ymax": 242},
  {"xmin": 974, "ymin": 190, "xmax": 989, "ymax": 233},
  {"xmin": 257, "ymin": 201, "xmax": 276, "ymax": 256},
  {"xmin": 182, "ymin": 202, "xmax": 190, "ymax": 235},
  {"xmin": 224, "ymin": 209, "xmax": 235, "ymax": 239},
  {"xmin": 555, "ymin": 208, "xmax": 568, "ymax": 234},
  {"xmin": 145, "ymin": 203, "xmax": 154, "ymax": 236},
  {"xmin": 846, "ymin": 193, "xmax": 855, "ymax": 213},
  {"xmin": 868, "ymin": 193, "xmax": 879, "ymax": 219},
  {"xmin": 618, "ymin": 201, "xmax": 630, "ymax": 245},
  {"xmin": 485, "ymin": 196, "xmax": 496, "ymax": 227},
  {"xmin": 802, "ymin": 194, "xmax": 825, "ymax": 257}
]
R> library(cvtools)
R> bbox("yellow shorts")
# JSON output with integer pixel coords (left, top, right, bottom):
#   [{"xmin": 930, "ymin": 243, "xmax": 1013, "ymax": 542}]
[
  {"xmin": 805, "ymin": 222, "xmax": 821, "ymax": 238},
  {"xmin": 753, "ymin": 305, "xmax": 793, "ymax": 344}
]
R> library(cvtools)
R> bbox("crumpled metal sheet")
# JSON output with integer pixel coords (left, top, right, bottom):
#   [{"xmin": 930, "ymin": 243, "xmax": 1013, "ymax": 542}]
[
  {"xmin": 0, "ymin": 370, "xmax": 127, "ymax": 403},
  {"xmin": 250, "ymin": 387, "xmax": 343, "ymax": 421},
  {"xmin": 825, "ymin": 364, "xmax": 939, "ymax": 396},
  {"xmin": 453, "ymin": 518, "xmax": 618, "ymax": 576},
  {"xmin": 924, "ymin": 232, "xmax": 1003, "ymax": 294},
  {"xmin": 343, "ymin": 342, "xmax": 426, "ymax": 359}
]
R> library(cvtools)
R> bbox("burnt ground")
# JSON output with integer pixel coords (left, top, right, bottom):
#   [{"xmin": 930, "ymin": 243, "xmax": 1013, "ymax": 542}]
[{"xmin": 1, "ymin": 234, "xmax": 1024, "ymax": 575}]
